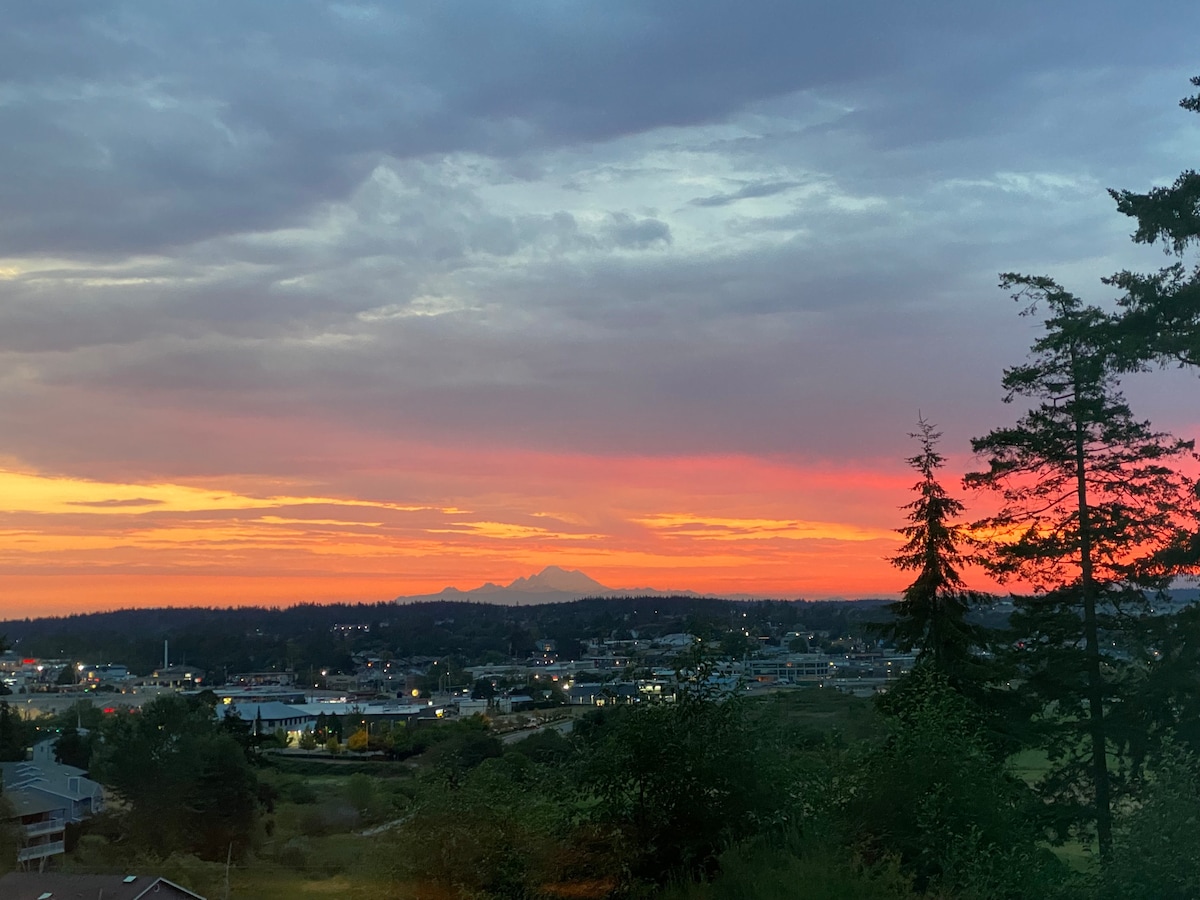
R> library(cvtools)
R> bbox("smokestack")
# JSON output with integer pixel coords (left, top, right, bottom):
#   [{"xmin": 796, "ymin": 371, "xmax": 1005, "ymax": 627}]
[{"xmin": 164, "ymin": 639, "xmax": 169, "ymax": 670}]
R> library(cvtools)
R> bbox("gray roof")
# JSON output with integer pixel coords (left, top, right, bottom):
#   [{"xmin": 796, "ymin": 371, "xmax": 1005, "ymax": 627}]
[
  {"xmin": 6, "ymin": 787, "xmax": 69, "ymax": 818},
  {"xmin": 218, "ymin": 700, "xmax": 312, "ymax": 723},
  {"xmin": 1, "ymin": 760, "xmax": 103, "ymax": 802}
]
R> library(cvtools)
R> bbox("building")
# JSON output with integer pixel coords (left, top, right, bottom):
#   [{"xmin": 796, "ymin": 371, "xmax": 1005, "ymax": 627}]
[
  {"xmin": 6, "ymin": 790, "xmax": 67, "ymax": 868},
  {"xmin": 744, "ymin": 654, "xmax": 838, "ymax": 685},
  {"xmin": 3, "ymin": 758, "xmax": 105, "ymax": 823},
  {"xmin": 209, "ymin": 685, "xmax": 308, "ymax": 705},
  {"xmin": 140, "ymin": 665, "xmax": 206, "ymax": 690},
  {"xmin": 2, "ymin": 749, "xmax": 105, "ymax": 868},
  {"xmin": 217, "ymin": 701, "xmax": 315, "ymax": 743},
  {"xmin": 80, "ymin": 663, "xmax": 132, "ymax": 687},
  {"xmin": 228, "ymin": 670, "xmax": 296, "ymax": 687},
  {"xmin": 0, "ymin": 872, "xmax": 205, "ymax": 899}
]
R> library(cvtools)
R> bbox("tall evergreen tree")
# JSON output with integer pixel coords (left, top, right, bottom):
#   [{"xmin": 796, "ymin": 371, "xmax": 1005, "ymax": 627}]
[
  {"xmin": 91, "ymin": 693, "xmax": 261, "ymax": 860},
  {"xmin": 966, "ymin": 274, "xmax": 1196, "ymax": 859},
  {"xmin": 0, "ymin": 702, "xmax": 30, "ymax": 761},
  {"xmin": 884, "ymin": 418, "xmax": 981, "ymax": 685},
  {"xmin": 1107, "ymin": 76, "xmax": 1200, "ymax": 369}
]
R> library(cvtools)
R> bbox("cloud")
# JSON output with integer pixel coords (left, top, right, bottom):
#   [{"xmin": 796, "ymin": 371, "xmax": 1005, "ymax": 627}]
[
  {"xmin": 690, "ymin": 179, "xmax": 801, "ymax": 207},
  {"xmin": 68, "ymin": 498, "xmax": 165, "ymax": 508}
]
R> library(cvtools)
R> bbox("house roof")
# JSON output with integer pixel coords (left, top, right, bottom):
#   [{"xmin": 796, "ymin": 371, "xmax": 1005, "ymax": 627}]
[
  {"xmin": 218, "ymin": 700, "xmax": 311, "ymax": 723},
  {"xmin": 291, "ymin": 701, "xmax": 423, "ymax": 718},
  {"xmin": 0, "ymin": 872, "xmax": 205, "ymax": 899},
  {"xmin": 2, "ymin": 759, "xmax": 85, "ymax": 784},
  {"xmin": 1, "ymin": 760, "xmax": 103, "ymax": 802},
  {"xmin": 5, "ymin": 787, "xmax": 69, "ymax": 818}
]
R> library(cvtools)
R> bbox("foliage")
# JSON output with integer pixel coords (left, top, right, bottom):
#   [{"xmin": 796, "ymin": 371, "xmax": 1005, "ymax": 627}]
[
  {"xmin": 1100, "ymin": 738, "xmax": 1200, "ymax": 900},
  {"xmin": 1108, "ymin": 75, "xmax": 1200, "ymax": 369},
  {"xmin": 883, "ymin": 418, "xmax": 985, "ymax": 686},
  {"xmin": 53, "ymin": 725, "xmax": 98, "ymax": 769},
  {"xmin": 47, "ymin": 698, "xmax": 106, "ymax": 731},
  {"xmin": 286, "ymin": 779, "xmax": 318, "ymax": 804},
  {"xmin": 421, "ymin": 727, "xmax": 503, "ymax": 787},
  {"xmin": 382, "ymin": 755, "xmax": 593, "ymax": 900},
  {"xmin": 507, "ymin": 725, "xmax": 573, "ymax": 766},
  {"xmin": 657, "ymin": 833, "xmax": 914, "ymax": 900},
  {"xmin": 966, "ymin": 274, "xmax": 1197, "ymax": 857},
  {"xmin": 846, "ymin": 668, "xmax": 1066, "ymax": 898},
  {"xmin": 0, "ymin": 701, "xmax": 32, "ymax": 761},
  {"xmin": 90, "ymin": 693, "xmax": 261, "ymax": 861},
  {"xmin": 0, "ymin": 796, "xmax": 20, "ymax": 876},
  {"xmin": 578, "ymin": 678, "xmax": 777, "ymax": 884},
  {"xmin": 1121, "ymin": 602, "xmax": 1200, "ymax": 770},
  {"xmin": 345, "ymin": 772, "xmax": 376, "ymax": 815}
]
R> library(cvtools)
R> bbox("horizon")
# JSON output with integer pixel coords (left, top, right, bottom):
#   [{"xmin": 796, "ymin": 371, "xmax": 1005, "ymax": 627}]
[
  {"xmin": 0, "ymin": 563, "xmax": 904, "ymax": 621},
  {"xmin": 2, "ymin": 5, "xmax": 1198, "ymax": 617}
]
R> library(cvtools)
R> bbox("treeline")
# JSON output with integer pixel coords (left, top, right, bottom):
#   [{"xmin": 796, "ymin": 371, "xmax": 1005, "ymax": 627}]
[{"xmin": 0, "ymin": 595, "xmax": 891, "ymax": 679}]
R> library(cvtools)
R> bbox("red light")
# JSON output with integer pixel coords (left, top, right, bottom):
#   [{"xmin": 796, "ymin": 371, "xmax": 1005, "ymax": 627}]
[
  {"xmin": 103, "ymin": 707, "xmax": 116, "ymax": 714},
  {"xmin": 21, "ymin": 659, "xmax": 36, "ymax": 665}
]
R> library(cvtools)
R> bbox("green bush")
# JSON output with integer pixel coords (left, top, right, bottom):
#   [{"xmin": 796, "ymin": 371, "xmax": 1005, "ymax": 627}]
[
  {"xmin": 1100, "ymin": 739, "xmax": 1200, "ymax": 900},
  {"xmin": 658, "ymin": 835, "xmax": 913, "ymax": 900},
  {"xmin": 287, "ymin": 780, "xmax": 318, "ymax": 805}
]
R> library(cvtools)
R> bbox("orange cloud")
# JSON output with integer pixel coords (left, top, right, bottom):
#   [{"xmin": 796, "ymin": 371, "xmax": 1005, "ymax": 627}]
[{"xmin": 635, "ymin": 513, "xmax": 895, "ymax": 543}]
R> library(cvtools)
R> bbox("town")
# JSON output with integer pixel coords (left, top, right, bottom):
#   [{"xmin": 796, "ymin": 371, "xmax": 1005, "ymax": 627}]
[{"xmin": 0, "ymin": 595, "xmax": 923, "ymax": 881}]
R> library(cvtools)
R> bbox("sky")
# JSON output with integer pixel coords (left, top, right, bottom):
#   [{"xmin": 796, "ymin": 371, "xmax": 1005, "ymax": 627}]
[{"xmin": 2, "ymin": 2, "xmax": 1199, "ymax": 617}]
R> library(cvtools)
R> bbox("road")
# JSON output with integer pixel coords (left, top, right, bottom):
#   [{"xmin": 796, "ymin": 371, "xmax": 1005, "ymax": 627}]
[{"xmin": 499, "ymin": 717, "xmax": 575, "ymax": 745}]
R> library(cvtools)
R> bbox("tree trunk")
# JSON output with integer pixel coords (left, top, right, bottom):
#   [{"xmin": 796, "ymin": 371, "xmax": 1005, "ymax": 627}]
[{"xmin": 1073, "ymin": 363, "xmax": 1112, "ymax": 859}]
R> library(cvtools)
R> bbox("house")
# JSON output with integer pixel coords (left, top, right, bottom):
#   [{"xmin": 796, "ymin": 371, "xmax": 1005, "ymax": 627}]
[
  {"xmin": 3, "ymin": 752, "xmax": 106, "ymax": 822},
  {"xmin": 0, "ymin": 872, "xmax": 205, "ymax": 899},
  {"xmin": 2, "ymin": 752, "xmax": 105, "ymax": 868},
  {"xmin": 5, "ymin": 789, "xmax": 67, "ymax": 867}
]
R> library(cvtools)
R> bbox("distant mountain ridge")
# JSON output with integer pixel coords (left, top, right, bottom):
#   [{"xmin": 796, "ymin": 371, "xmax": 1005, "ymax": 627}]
[
  {"xmin": 394, "ymin": 565, "xmax": 707, "ymax": 605},
  {"xmin": 505, "ymin": 565, "xmax": 609, "ymax": 594}
]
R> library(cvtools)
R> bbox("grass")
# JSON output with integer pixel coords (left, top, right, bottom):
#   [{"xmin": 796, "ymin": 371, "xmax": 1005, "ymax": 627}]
[
  {"xmin": 269, "ymin": 755, "xmax": 416, "ymax": 778},
  {"xmin": 1009, "ymin": 747, "xmax": 1052, "ymax": 785},
  {"xmin": 746, "ymin": 684, "xmax": 883, "ymax": 744},
  {"xmin": 229, "ymin": 870, "xmax": 395, "ymax": 900}
]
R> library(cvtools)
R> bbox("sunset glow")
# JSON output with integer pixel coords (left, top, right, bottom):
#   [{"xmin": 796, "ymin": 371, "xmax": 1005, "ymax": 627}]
[{"xmin": 0, "ymin": 457, "xmax": 923, "ymax": 615}]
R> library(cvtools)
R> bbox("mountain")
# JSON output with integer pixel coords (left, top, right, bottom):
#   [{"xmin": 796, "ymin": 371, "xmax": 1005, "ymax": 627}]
[
  {"xmin": 506, "ymin": 565, "xmax": 610, "ymax": 594},
  {"xmin": 395, "ymin": 566, "xmax": 700, "ymax": 605}
]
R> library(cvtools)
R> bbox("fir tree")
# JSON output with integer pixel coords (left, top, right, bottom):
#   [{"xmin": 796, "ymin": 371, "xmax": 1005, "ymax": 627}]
[
  {"xmin": 1107, "ymin": 75, "xmax": 1200, "ymax": 369},
  {"xmin": 966, "ymin": 274, "xmax": 1196, "ymax": 859},
  {"xmin": 885, "ymin": 418, "xmax": 982, "ymax": 685}
]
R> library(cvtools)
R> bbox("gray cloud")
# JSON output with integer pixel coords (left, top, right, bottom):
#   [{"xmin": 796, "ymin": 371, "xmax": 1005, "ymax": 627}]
[
  {"xmin": 1, "ymin": 0, "xmax": 1199, "ymax": 490},
  {"xmin": 691, "ymin": 180, "xmax": 801, "ymax": 208}
]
